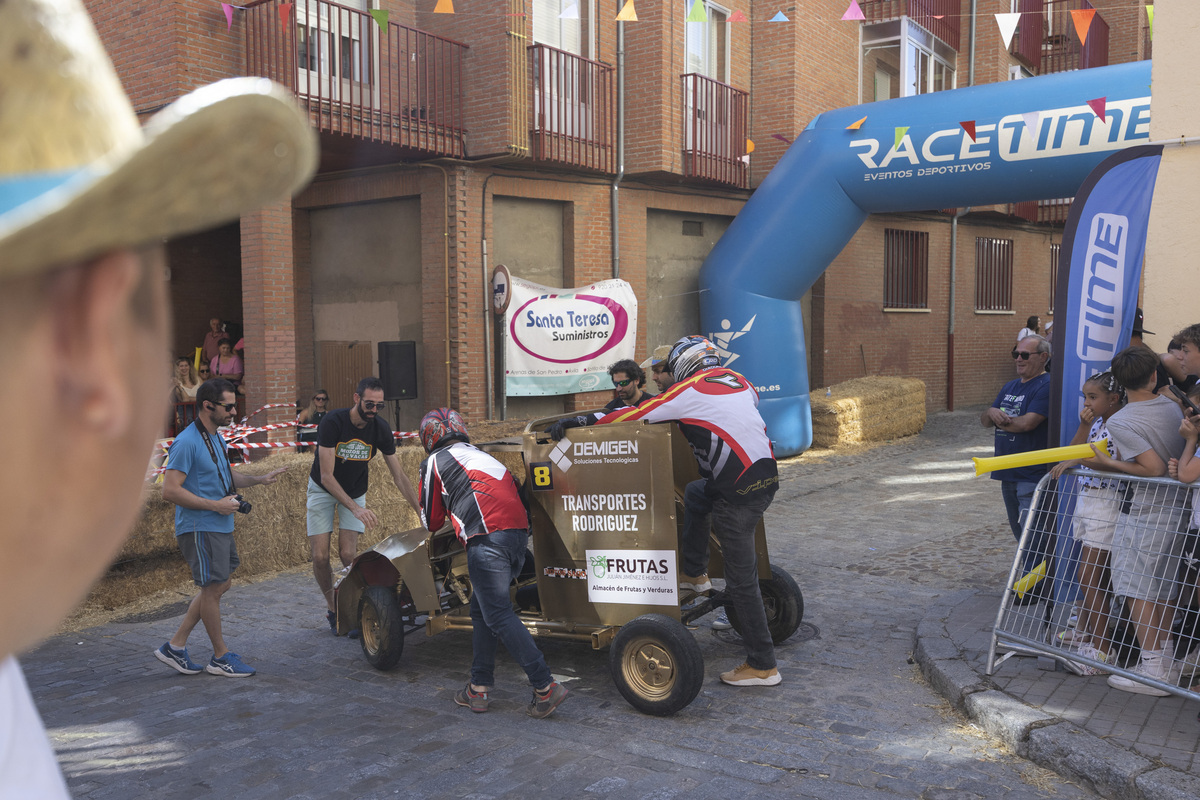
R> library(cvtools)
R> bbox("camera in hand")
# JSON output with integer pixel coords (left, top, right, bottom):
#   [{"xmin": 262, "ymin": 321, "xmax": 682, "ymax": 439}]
[{"xmin": 234, "ymin": 494, "xmax": 252, "ymax": 514}]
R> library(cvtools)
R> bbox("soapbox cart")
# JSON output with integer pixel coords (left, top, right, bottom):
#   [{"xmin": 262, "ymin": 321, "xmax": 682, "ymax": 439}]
[{"xmin": 333, "ymin": 417, "xmax": 803, "ymax": 716}]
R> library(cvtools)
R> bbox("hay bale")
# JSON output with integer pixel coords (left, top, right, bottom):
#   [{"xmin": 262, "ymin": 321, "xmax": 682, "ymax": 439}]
[
  {"xmin": 87, "ymin": 445, "xmax": 530, "ymax": 611},
  {"xmin": 809, "ymin": 376, "xmax": 926, "ymax": 448}
]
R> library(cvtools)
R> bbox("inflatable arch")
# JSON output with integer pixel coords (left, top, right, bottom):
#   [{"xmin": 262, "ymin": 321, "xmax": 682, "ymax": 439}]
[{"xmin": 698, "ymin": 61, "xmax": 1153, "ymax": 457}]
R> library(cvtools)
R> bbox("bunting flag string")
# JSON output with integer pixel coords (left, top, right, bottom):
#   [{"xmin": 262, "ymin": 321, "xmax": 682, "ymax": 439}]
[
  {"xmin": 769, "ymin": 11, "xmax": 788, "ymax": 22},
  {"xmin": 559, "ymin": 3, "xmax": 579, "ymax": 20},
  {"xmin": 369, "ymin": 8, "xmax": 389, "ymax": 32},
  {"xmin": 729, "ymin": 10, "xmax": 748, "ymax": 23},
  {"xmin": 959, "ymin": 121, "xmax": 976, "ymax": 142},
  {"xmin": 1070, "ymin": 8, "xmax": 1095, "ymax": 47},
  {"xmin": 1021, "ymin": 111, "xmax": 1040, "ymax": 141},
  {"xmin": 221, "ymin": 2, "xmax": 234, "ymax": 30},
  {"xmin": 841, "ymin": 1, "xmax": 864, "ymax": 23},
  {"xmin": 433, "ymin": 0, "xmax": 454, "ymax": 14},
  {"xmin": 686, "ymin": 0, "xmax": 707, "ymax": 23},
  {"xmin": 616, "ymin": 0, "xmax": 637, "ymax": 22},
  {"xmin": 893, "ymin": 127, "xmax": 909, "ymax": 151},
  {"xmin": 846, "ymin": 116, "xmax": 866, "ymax": 131},
  {"xmin": 994, "ymin": 12, "xmax": 1020, "ymax": 48},
  {"xmin": 1146, "ymin": 5, "xmax": 1154, "ymax": 39},
  {"xmin": 1087, "ymin": 97, "xmax": 1107, "ymax": 122}
]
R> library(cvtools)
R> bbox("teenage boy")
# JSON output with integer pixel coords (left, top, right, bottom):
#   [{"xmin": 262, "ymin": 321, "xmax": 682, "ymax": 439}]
[{"xmin": 1087, "ymin": 345, "xmax": 1188, "ymax": 695}]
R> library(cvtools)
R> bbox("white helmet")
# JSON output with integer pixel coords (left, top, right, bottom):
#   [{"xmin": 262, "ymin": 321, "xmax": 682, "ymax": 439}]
[{"xmin": 664, "ymin": 335, "xmax": 721, "ymax": 381}]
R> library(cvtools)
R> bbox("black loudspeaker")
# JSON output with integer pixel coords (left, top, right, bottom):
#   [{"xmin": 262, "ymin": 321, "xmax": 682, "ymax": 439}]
[{"xmin": 378, "ymin": 341, "xmax": 418, "ymax": 400}]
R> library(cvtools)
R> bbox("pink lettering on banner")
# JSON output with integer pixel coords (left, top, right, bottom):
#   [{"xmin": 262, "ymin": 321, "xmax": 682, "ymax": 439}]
[{"xmin": 510, "ymin": 294, "xmax": 630, "ymax": 364}]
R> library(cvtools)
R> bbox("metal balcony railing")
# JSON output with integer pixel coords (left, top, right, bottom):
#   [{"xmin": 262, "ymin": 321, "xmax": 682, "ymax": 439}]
[
  {"xmin": 859, "ymin": 0, "xmax": 961, "ymax": 50},
  {"xmin": 528, "ymin": 44, "xmax": 615, "ymax": 173},
  {"xmin": 1011, "ymin": 0, "xmax": 1043, "ymax": 68},
  {"xmin": 681, "ymin": 73, "xmax": 749, "ymax": 189},
  {"xmin": 245, "ymin": 0, "xmax": 467, "ymax": 157},
  {"xmin": 1041, "ymin": 0, "xmax": 1108, "ymax": 74}
]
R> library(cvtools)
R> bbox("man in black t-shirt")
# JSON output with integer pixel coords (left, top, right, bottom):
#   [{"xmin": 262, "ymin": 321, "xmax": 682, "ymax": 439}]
[{"xmin": 307, "ymin": 377, "xmax": 420, "ymax": 635}]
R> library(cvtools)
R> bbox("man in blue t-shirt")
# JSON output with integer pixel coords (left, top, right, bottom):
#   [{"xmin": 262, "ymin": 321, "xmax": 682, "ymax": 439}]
[
  {"xmin": 981, "ymin": 335, "xmax": 1053, "ymax": 579},
  {"xmin": 154, "ymin": 379, "xmax": 287, "ymax": 678}
]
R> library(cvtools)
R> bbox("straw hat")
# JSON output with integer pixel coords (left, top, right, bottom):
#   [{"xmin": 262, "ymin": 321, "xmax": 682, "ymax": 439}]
[
  {"xmin": 0, "ymin": 0, "xmax": 318, "ymax": 277},
  {"xmin": 639, "ymin": 345, "xmax": 672, "ymax": 371}
]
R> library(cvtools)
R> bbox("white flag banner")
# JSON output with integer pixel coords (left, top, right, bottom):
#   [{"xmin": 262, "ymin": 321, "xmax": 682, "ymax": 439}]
[{"xmin": 504, "ymin": 275, "xmax": 638, "ymax": 396}]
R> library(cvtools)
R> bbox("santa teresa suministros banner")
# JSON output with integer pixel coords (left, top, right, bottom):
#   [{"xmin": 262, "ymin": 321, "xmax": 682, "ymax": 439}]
[{"xmin": 504, "ymin": 276, "xmax": 638, "ymax": 396}]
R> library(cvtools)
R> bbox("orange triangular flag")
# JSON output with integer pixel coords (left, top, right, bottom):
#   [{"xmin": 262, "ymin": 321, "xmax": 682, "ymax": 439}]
[
  {"xmin": 616, "ymin": 0, "xmax": 638, "ymax": 21},
  {"xmin": 960, "ymin": 121, "xmax": 976, "ymax": 141},
  {"xmin": 278, "ymin": 2, "xmax": 292, "ymax": 29},
  {"xmin": 1071, "ymin": 9, "xmax": 1095, "ymax": 46},
  {"xmin": 846, "ymin": 116, "xmax": 866, "ymax": 131},
  {"xmin": 729, "ymin": 9, "xmax": 748, "ymax": 22},
  {"xmin": 434, "ymin": 0, "xmax": 454, "ymax": 13},
  {"xmin": 1087, "ymin": 97, "xmax": 1106, "ymax": 122}
]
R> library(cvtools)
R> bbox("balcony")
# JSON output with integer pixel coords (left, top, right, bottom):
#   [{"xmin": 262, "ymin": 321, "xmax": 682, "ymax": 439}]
[
  {"xmin": 1041, "ymin": 0, "xmax": 1109, "ymax": 74},
  {"xmin": 681, "ymin": 74, "xmax": 749, "ymax": 189},
  {"xmin": 244, "ymin": 0, "xmax": 467, "ymax": 163},
  {"xmin": 528, "ymin": 44, "xmax": 615, "ymax": 173},
  {"xmin": 859, "ymin": 0, "xmax": 961, "ymax": 50}
]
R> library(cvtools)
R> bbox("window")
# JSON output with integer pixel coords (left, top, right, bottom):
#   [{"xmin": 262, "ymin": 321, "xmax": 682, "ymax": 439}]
[
  {"xmin": 685, "ymin": 0, "xmax": 730, "ymax": 82},
  {"xmin": 295, "ymin": 0, "xmax": 374, "ymax": 101},
  {"xmin": 884, "ymin": 229, "xmax": 929, "ymax": 310},
  {"xmin": 975, "ymin": 237, "xmax": 1014, "ymax": 312},
  {"xmin": 533, "ymin": 0, "xmax": 590, "ymax": 57},
  {"xmin": 1048, "ymin": 243, "xmax": 1060, "ymax": 314},
  {"xmin": 862, "ymin": 20, "xmax": 956, "ymax": 101}
]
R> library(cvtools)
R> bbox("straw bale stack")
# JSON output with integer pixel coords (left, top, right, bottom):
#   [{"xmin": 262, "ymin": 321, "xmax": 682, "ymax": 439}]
[
  {"xmin": 809, "ymin": 377, "xmax": 926, "ymax": 448},
  {"xmin": 89, "ymin": 443, "xmax": 529, "ymax": 610}
]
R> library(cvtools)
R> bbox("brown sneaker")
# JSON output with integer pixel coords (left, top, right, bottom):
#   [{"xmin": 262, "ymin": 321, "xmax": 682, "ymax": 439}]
[
  {"xmin": 720, "ymin": 662, "xmax": 781, "ymax": 686},
  {"xmin": 679, "ymin": 573, "xmax": 712, "ymax": 593},
  {"xmin": 527, "ymin": 681, "xmax": 569, "ymax": 718},
  {"xmin": 454, "ymin": 682, "xmax": 490, "ymax": 713}
]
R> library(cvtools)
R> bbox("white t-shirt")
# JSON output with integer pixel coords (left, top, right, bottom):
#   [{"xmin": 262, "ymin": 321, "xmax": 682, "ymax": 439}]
[{"xmin": 0, "ymin": 657, "xmax": 70, "ymax": 798}]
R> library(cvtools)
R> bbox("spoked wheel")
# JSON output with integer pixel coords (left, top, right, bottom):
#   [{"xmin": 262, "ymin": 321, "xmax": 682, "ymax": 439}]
[
  {"xmin": 610, "ymin": 614, "xmax": 704, "ymax": 716},
  {"xmin": 724, "ymin": 565, "xmax": 804, "ymax": 644},
  {"xmin": 359, "ymin": 584, "xmax": 405, "ymax": 671}
]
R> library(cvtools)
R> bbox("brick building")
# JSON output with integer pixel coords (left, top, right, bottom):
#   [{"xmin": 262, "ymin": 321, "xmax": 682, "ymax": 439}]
[{"xmin": 84, "ymin": 0, "xmax": 1151, "ymax": 440}]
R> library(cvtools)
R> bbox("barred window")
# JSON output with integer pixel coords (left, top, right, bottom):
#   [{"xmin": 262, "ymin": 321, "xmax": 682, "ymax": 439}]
[
  {"xmin": 1048, "ymin": 243, "xmax": 1059, "ymax": 315},
  {"xmin": 883, "ymin": 229, "xmax": 928, "ymax": 309},
  {"xmin": 975, "ymin": 237, "xmax": 1013, "ymax": 311}
]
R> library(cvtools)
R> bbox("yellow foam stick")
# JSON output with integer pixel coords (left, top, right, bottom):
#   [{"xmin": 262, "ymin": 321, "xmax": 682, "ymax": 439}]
[
  {"xmin": 972, "ymin": 439, "xmax": 1108, "ymax": 476},
  {"xmin": 1012, "ymin": 560, "xmax": 1048, "ymax": 599}
]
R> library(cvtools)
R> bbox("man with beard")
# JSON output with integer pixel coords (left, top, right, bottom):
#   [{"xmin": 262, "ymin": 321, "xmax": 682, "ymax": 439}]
[
  {"xmin": 546, "ymin": 359, "xmax": 656, "ymax": 440},
  {"xmin": 307, "ymin": 377, "xmax": 420, "ymax": 634}
]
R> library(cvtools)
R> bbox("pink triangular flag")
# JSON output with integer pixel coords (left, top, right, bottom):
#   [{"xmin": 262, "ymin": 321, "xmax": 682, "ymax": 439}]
[
  {"xmin": 1021, "ymin": 111, "xmax": 1040, "ymax": 139},
  {"xmin": 960, "ymin": 121, "xmax": 976, "ymax": 142},
  {"xmin": 841, "ymin": 1, "xmax": 865, "ymax": 22},
  {"xmin": 1087, "ymin": 97, "xmax": 1106, "ymax": 122},
  {"xmin": 222, "ymin": 2, "xmax": 234, "ymax": 31},
  {"xmin": 771, "ymin": 133, "xmax": 793, "ymax": 145},
  {"xmin": 278, "ymin": 3, "xmax": 293, "ymax": 29},
  {"xmin": 729, "ymin": 9, "xmax": 748, "ymax": 22},
  {"xmin": 995, "ymin": 13, "xmax": 1020, "ymax": 49},
  {"xmin": 1071, "ymin": 9, "xmax": 1096, "ymax": 46}
]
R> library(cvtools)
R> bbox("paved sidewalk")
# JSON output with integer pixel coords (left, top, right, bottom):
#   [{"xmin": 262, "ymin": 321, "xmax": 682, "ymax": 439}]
[{"xmin": 20, "ymin": 408, "xmax": 1195, "ymax": 798}]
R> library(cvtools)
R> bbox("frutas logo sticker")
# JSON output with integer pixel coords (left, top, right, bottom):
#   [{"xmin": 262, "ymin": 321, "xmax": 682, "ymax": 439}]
[{"xmin": 585, "ymin": 549, "xmax": 677, "ymax": 606}]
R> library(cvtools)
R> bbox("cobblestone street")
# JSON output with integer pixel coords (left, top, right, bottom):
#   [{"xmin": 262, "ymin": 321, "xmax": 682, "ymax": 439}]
[{"xmin": 25, "ymin": 410, "xmax": 1102, "ymax": 799}]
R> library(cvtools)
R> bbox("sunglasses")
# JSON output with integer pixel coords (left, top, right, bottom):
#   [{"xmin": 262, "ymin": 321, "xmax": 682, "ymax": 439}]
[
  {"xmin": 360, "ymin": 401, "xmax": 385, "ymax": 411},
  {"xmin": 613, "ymin": 378, "xmax": 633, "ymax": 388},
  {"xmin": 315, "ymin": 396, "xmax": 328, "ymax": 402},
  {"xmin": 1011, "ymin": 350, "xmax": 1040, "ymax": 360},
  {"xmin": 208, "ymin": 401, "xmax": 237, "ymax": 412}
]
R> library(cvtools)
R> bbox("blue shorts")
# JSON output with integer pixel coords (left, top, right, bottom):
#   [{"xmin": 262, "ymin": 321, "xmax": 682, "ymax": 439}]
[
  {"xmin": 177, "ymin": 530, "xmax": 239, "ymax": 587},
  {"xmin": 306, "ymin": 477, "xmax": 366, "ymax": 537}
]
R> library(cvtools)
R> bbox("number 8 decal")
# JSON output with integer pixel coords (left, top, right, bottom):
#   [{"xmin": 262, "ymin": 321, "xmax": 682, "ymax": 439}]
[{"xmin": 529, "ymin": 462, "xmax": 554, "ymax": 491}]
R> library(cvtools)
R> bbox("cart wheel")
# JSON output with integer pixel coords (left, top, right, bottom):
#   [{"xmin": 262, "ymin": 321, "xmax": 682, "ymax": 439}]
[
  {"xmin": 610, "ymin": 614, "xmax": 704, "ymax": 716},
  {"xmin": 724, "ymin": 565, "xmax": 804, "ymax": 644},
  {"xmin": 359, "ymin": 584, "xmax": 404, "ymax": 671}
]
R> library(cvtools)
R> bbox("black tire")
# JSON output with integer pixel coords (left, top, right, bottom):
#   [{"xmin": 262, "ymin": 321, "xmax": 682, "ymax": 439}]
[
  {"xmin": 724, "ymin": 565, "xmax": 804, "ymax": 644},
  {"xmin": 609, "ymin": 614, "xmax": 704, "ymax": 716},
  {"xmin": 359, "ymin": 584, "xmax": 404, "ymax": 671}
]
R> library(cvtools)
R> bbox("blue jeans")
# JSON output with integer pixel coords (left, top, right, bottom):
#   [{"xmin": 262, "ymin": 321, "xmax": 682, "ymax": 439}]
[
  {"xmin": 1001, "ymin": 479, "xmax": 1056, "ymax": 579},
  {"xmin": 466, "ymin": 529, "xmax": 552, "ymax": 689},
  {"xmin": 685, "ymin": 481, "xmax": 776, "ymax": 671}
]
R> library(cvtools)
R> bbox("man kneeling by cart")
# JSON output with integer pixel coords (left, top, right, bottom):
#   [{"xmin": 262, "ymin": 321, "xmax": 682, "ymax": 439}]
[
  {"xmin": 597, "ymin": 336, "xmax": 781, "ymax": 687},
  {"xmin": 417, "ymin": 408, "xmax": 570, "ymax": 718}
]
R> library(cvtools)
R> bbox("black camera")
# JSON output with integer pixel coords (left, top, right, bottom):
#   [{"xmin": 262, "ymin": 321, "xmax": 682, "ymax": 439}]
[{"xmin": 234, "ymin": 494, "xmax": 252, "ymax": 515}]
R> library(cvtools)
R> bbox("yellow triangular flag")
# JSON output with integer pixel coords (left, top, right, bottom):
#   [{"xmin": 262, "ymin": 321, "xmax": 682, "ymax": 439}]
[
  {"xmin": 846, "ymin": 116, "xmax": 866, "ymax": 131},
  {"xmin": 686, "ymin": 0, "xmax": 707, "ymax": 23},
  {"xmin": 616, "ymin": 0, "xmax": 637, "ymax": 21},
  {"xmin": 746, "ymin": 139, "xmax": 755, "ymax": 154},
  {"xmin": 894, "ymin": 127, "xmax": 908, "ymax": 150},
  {"xmin": 1146, "ymin": 6, "xmax": 1154, "ymax": 39},
  {"xmin": 434, "ymin": 0, "xmax": 454, "ymax": 13}
]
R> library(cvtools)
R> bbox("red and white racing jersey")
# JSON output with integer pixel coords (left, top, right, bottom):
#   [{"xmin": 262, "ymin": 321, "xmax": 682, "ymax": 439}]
[
  {"xmin": 598, "ymin": 367, "xmax": 779, "ymax": 503},
  {"xmin": 419, "ymin": 442, "xmax": 529, "ymax": 544}
]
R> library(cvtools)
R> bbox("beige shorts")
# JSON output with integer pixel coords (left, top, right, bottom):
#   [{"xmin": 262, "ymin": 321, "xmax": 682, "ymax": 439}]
[{"xmin": 1071, "ymin": 485, "xmax": 1121, "ymax": 550}]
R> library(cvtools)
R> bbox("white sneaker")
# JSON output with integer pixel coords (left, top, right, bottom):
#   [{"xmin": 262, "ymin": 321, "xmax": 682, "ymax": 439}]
[
  {"xmin": 1179, "ymin": 645, "xmax": 1200, "ymax": 678},
  {"xmin": 1064, "ymin": 644, "xmax": 1109, "ymax": 676},
  {"xmin": 1107, "ymin": 647, "xmax": 1182, "ymax": 696},
  {"xmin": 711, "ymin": 609, "xmax": 732, "ymax": 630}
]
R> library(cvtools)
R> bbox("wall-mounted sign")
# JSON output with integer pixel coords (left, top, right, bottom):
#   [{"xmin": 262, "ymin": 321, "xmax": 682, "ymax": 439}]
[
  {"xmin": 492, "ymin": 264, "xmax": 511, "ymax": 315},
  {"xmin": 503, "ymin": 275, "xmax": 638, "ymax": 396}
]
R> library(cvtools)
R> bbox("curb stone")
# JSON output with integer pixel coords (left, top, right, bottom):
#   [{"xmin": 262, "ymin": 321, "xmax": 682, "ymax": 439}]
[{"xmin": 914, "ymin": 588, "xmax": 1197, "ymax": 800}]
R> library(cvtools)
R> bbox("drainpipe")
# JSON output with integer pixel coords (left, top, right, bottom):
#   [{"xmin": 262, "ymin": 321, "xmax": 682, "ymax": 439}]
[
  {"xmin": 611, "ymin": 7, "xmax": 625, "ymax": 279},
  {"xmin": 948, "ymin": 206, "xmax": 971, "ymax": 411},
  {"xmin": 969, "ymin": 0, "xmax": 977, "ymax": 87}
]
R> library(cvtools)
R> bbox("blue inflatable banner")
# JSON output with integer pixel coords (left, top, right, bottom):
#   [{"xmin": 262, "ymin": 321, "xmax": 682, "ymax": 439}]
[{"xmin": 1050, "ymin": 145, "xmax": 1163, "ymax": 446}]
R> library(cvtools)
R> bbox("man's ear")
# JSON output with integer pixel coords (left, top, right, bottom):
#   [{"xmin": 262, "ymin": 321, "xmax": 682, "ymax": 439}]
[{"xmin": 50, "ymin": 251, "xmax": 143, "ymax": 438}]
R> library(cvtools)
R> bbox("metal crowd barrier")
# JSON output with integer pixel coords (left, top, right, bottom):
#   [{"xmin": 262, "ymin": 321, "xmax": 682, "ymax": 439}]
[{"xmin": 986, "ymin": 469, "xmax": 1200, "ymax": 702}]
